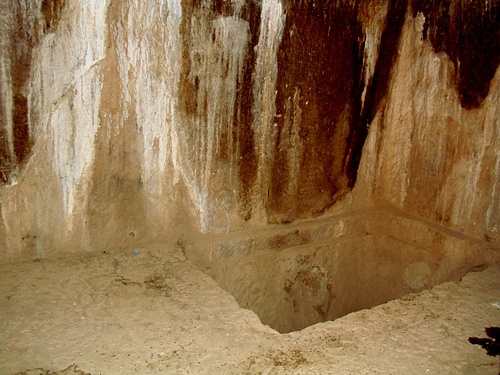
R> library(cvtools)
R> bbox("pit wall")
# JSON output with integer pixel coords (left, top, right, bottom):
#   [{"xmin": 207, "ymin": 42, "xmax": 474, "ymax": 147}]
[
  {"xmin": 0, "ymin": 1, "xmax": 499, "ymax": 263},
  {"xmin": 185, "ymin": 206, "xmax": 499, "ymax": 333}
]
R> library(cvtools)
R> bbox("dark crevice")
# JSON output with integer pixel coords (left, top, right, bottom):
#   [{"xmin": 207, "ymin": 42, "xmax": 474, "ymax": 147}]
[{"xmin": 343, "ymin": 0, "xmax": 408, "ymax": 189}]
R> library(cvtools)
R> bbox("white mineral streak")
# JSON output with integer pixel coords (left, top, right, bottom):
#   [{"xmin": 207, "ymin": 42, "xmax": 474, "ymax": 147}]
[
  {"xmin": 120, "ymin": 0, "xmax": 182, "ymax": 197},
  {"xmin": 251, "ymin": 0, "xmax": 285, "ymax": 217},
  {"xmin": 114, "ymin": 6, "xmax": 132, "ymax": 121},
  {"xmin": 211, "ymin": 16, "xmax": 249, "ymax": 179},
  {"xmin": 0, "ymin": 3, "xmax": 14, "ymax": 164},
  {"xmin": 35, "ymin": 1, "xmax": 108, "ymax": 221},
  {"xmin": 181, "ymin": 9, "xmax": 250, "ymax": 231},
  {"xmin": 162, "ymin": 0, "xmax": 183, "ymax": 187}
]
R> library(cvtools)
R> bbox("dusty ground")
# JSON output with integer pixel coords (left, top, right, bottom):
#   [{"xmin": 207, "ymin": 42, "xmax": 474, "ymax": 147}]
[{"xmin": 0, "ymin": 244, "xmax": 499, "ymax": 375}]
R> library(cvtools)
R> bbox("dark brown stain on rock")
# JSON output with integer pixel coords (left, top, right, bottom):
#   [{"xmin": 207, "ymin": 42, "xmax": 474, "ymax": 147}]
[
  {"xmin": 268, "ymin": 230, "xmax": 311, "ymax": 251},
  {"xmin": 235, "ymin": 2, "xmax": 260, "ymax": 221},
  {"xmin": 269, "ymin": 1, "xmax": 365, "ymax": 222},
  {"xmin": 212, "ymin": 0, "xmax": 233, "ymax": 17},
  {"xmin": 11, "ymin": 14, "xmax": 34, "ymax": 168},
  {"xmin": 12, "ymin": 94, "xmax": 31, "ymax": 164},
  {"xmin": 412, "ymin": 0, "xmax": 500, "ymax": 109},
  {"xmin": 41, "ymin": 0, "xmax": 67, "ymax": 33},
  {"xmin": 0, "ymin": 3, "xmax": 36, "ymax": 184},
  {"xmin": 267, "ymin": 1, "xmax": 408, "ymax": 221},
  {"xmin": 0, "ymin": 97, "xmax": 10, "ymax": 183}
]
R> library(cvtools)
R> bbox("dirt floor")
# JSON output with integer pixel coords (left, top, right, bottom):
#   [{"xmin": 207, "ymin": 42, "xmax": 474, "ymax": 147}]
[{"xmin": 0, "ymin": 244, "xmax": 499, "ymax": 375}]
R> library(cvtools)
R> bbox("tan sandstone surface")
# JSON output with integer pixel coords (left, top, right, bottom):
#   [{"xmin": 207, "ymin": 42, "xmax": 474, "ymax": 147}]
[
  {"xmin": 1, "ymin": 244, "xmax": 499, "ymax": 375},
  {"xmin": 1, "ymin": 1, "xmax": 499, "ymax": 374}
]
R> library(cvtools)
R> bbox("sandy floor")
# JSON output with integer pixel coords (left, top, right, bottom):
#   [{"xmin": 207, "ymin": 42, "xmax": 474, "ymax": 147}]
[{"xmin": 0, "ymin": 244, "xmax": 499, "ymax": 375}]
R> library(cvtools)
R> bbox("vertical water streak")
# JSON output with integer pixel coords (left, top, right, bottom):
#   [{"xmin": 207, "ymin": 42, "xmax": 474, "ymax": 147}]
[
  {"xmin": 203, "ymin": 16, "xmax": 249, "ymax": 192},
  {"xmin": 251, "ymin": 0, "xmax": 285, "ymax": 217},
  {"xmin": 130, "ymin": 0, "xmax": 183, "ymax": 195},
  {"xmin": 50, "ymin": 76, "xmax": 103, "ymax": 222},
  {"xmin": 41, "ymin": 2, "xmax": 108, "ymax": 221},
  {"xmin": 164, "ymin": 0, "xmax": 183, "ymax": 185},
  {"xmin": 0, "ymin": 3, "xmax": 14, "ymax": 170},
  {"xmin": 180, "ymin": 6, "xmax": 251, "ymax": 231}
]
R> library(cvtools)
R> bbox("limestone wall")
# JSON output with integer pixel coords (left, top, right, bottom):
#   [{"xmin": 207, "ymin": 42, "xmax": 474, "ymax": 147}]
[{"xmin": 0, "ymin": 0, "xmax": 498, "ymax": 261}]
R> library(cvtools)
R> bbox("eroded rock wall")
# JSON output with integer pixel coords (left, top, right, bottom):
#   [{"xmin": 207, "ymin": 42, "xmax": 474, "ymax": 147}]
[
  {"xmin": 361, "ymin": 7, "xmax": 500, "ymax": 242},
  {"xmin": 0, "ymin": 0, "xmax": 498, "ymax": 261}
]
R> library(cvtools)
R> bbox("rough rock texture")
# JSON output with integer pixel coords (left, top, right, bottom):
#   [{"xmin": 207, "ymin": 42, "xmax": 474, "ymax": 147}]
[
  {"xmin": 0, "ymin": 0, "xmax": 499, "ymax": 331},
  {"xmin": 187, "ymin": 206, "xmax": 499, "ymax": 332},
  {"xmin": 0, "ymin": 246, "xmax": 499, "ymax": 374}
]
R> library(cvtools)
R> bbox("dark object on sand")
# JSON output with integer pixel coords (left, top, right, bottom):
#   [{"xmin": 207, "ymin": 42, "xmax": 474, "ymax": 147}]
[{"xmin": 469, "ymin": 327, "xmax": 500, "ymax": 374}]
